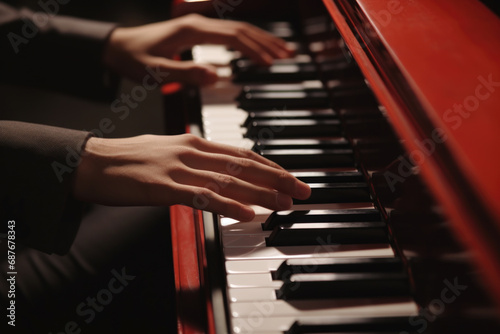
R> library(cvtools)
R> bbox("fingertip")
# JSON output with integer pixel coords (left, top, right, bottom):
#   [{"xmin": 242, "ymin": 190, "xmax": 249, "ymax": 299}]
[
  {"xmin": 194, "ymin": 64, "xmax": 218, "ymax": 86},
  {"xmin": 276, "ymin": 193, "xmax": 293, "ymax": 210},
  {"xmin": 253, "ymin": 53, "xmax": 274, "ymax": 66},
  {"xmin": 238, "ymin": 206, "xmax": 255, "ymax": 222},
  {"xmin": 293, "ymin": 181, "xmax": 312, "ymax": 200}
]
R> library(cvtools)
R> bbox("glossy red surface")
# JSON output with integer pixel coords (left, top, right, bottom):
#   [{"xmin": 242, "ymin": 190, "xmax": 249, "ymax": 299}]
[
  {"xmin": 324, "ymin": 0, "xmax": 500, "ymax": 308},
  {"xmin": 170, "ymin": 205, "xmax": 207, "ymax": 334}
]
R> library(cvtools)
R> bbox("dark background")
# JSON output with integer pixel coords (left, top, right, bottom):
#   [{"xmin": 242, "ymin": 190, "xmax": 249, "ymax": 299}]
[
  {"xmin": 3, "ymin": 0, "xmax": 173, "ymax": 25},
  {"xmin": 0, "ymin": 0, "xmax": 175, "ymax": 138}
]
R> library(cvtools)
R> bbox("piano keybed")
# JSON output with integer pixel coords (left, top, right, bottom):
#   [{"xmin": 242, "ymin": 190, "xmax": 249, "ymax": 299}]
[
  {"xmin": 166, "ymin": 0, "xmax": 500, "ymax": 332},
  {"xmin": 190, "ymin": 18, "xmax": 426, "ymax": 334}
]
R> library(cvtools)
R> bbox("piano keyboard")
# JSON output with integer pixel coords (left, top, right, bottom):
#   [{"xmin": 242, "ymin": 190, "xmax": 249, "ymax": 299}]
[{"xmin": 189, "ymin": 18, "xmax": 423, "ymax": 334}]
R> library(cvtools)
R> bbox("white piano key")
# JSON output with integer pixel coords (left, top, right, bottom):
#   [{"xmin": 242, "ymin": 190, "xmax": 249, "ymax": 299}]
[
  {"xmin": 230, "ymin": 297, "xmax": 419, "ymax": 318},
  {"xmin": 235, "ymin": 332, "xmax": 281, "ymax": 334},
  {"xmin": 228, "ymin": 288, "xmax": 278, "ymax": 302},
  {"xmin": 269, "ymin": 64, "xmax": 300, "ymax": 73},
  {"xmin": 216, "ymin": 66, "xmax": 233, "ymax": 79},
  {"xmin": 225, "ymin": 260, "xmax": 284, "ymax": 274},
  {"xmin": 222, "ymin": 223, "xmax": 269, "ymax": 235},
  {"xmin": 223, "ymin": 233, "xmax": 270, "ymax": 247},
  {"xmin": 202, "ymin": 104, "xmax": 244, "ymax": 113},
  {"xmin": 220, "ymin": 211, "xmax": 272, "ymax": 227},
  {"xmin": 192, "ymin": 45, "xmax": 236, "ymax": 65},
  {"xmin": 224, "ymin": 244, "xmax": 394, "ymax": 260},
  {"xmin": 251, "ymin": 206, "xmax": 275, "ymax": 216},
  {"xmin": 227, "ymin": 273, "xmax": 282, "ymax": 289},
  {"xmin": 231, "ymin": 310, "xmax": 419, "ymax": 333}
]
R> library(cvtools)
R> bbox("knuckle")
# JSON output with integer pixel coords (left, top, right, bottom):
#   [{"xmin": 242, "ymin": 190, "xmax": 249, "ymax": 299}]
[
  {"xmin": 277, "ymin": 170, "xmax": 293, "ymax": 190},
  {"xmin": 181, "ymin": 13, "xmax": 201, "ymax": 27},
  {"xmin": 176, "ymin": 146, "xmax": 199, "ymax": 161},
  {"xmin": 215, "ymin": 173, "xmax": 234, "ymax": 188},
  {"xmin": 239, "ymin": 147, "xmax": 256, "ymax": 159},
  {"xmin": 180, "ymin": 133, "xmax": 200, "ymax": 145},
  {"xmin": 235, "ymin": 157, "xmax": 252, "ymax": 169},
  {"xmin": 168, "ymin": 164, "xmax": 189, "ymax": 180},
  {"xmin": 231, "ymin": 25, "xmax": 249, "ymax": 40},
  {"xmin": 278, "ymin": 170, "xmax": 291, "ymax": 181},
  {"xmin": 194, "ymin": 187, "xmax": 214, "ymax": 199}
]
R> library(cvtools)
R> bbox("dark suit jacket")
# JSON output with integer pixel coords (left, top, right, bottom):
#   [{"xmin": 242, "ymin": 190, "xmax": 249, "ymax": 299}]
[{"xmin": 0, "ymin": 3, "xmax": 118, "ymax": 254}]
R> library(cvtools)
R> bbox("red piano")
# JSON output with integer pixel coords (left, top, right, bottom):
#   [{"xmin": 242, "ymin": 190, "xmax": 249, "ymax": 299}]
[{"xmin": 164, "ymin": 1, "xmax": 500, "ymax": 333}]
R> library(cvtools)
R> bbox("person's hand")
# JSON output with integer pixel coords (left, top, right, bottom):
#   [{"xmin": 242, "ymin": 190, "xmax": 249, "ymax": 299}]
[
  {"xmin": 73, "ymin": 134, "xmax": 311, "ymax": 222},
  {"xmin": 103, "ymin": 14, "xmax": 293, "ymax": 86}
]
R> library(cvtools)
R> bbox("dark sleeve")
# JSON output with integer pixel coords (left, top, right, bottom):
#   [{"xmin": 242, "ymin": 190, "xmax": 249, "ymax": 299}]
[
  {"xmin": 0, "ymin": 121, "xmax": 93, "ymax": 254},
  {"xmin": 0, "ymin": 3, "xmax": 119, "ymax": 101}
]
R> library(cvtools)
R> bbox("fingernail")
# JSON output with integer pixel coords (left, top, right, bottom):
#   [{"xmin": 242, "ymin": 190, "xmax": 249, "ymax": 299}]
[
  {"xmin": 276, "ymin": 193, "xmax": 293, "ymax": 210},
  {"xmin": 294, "ymin": 182, "xmax": 311, "ymax": 199}
]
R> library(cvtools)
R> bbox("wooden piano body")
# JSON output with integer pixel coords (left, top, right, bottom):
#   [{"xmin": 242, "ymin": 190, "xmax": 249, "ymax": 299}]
[{"xmin": 164, "ymin": 1, "xmax": 500, "ymax": 333}]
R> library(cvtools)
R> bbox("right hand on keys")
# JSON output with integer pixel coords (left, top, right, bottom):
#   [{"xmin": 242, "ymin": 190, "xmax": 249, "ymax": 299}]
[{"xmin": 73, "ymin": 134, "xmax": 311, "ymax": 221}]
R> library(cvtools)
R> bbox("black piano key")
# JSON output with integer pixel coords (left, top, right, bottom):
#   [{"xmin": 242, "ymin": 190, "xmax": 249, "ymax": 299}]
[
  {"xmin": 265, "ymin": 221, "xmax": 387, "ymax": 246},
  {"xmin": 245, "ymin": 119, "xmax": 342, "ymax": 139},
  {"xmin": 273, "ymin": 257, "xmax": 403, "ymax": 281},
  {"xmin": 252, "ymin": 138, "xmax": 349, "ymax": 151},
  {"xmin": 286, "ymin": 316, "xmax": 416, "ymax": 334},
  {"xmin": 303, "ymin": 15, "xmax": 334, "ymax": 36},
  {"xmin": 238, "ymin": 90, "xmax": 330, "ymax": 110},
  {"xmin": 262, "ymin": 209, "xmax": 382, "ymax": 231},
  {"xmin": 276, "ymin": 272, "xmax": 410, "ymax": 300},
  {"xmin": 329, "ymin": 88, "xmax": 379, "ymax": 109},
  {"xmin": 243, "ymin": 109, "xmax": 337, "ymax": 128},
  {"xmin": 293, "ymin": 182, "xmax": 371, "ymax": 204},
  {"xmin": 261, "ymin": 149, "xmax": 354, "ymax": 169},
  {"xmin": 344, "ymin": 118, "xmax": 393, "ymax": 138},
  {"xmin": 339, "ymin": 107, "xmax": 382, "ymax": 119},
  {"xmin": 317, "ymin": 58, "xmax": 358, "ymax": 74},
  {"xmin": 292, "ymin": 171, "xmax": 364, "ymax": 183}
]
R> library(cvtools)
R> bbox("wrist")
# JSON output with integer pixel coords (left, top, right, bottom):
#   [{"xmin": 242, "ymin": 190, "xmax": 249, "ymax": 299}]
[
  {"xmin": 102, "ymin": 27, "xmax": 124, "ymax": 70},
  {"xmin": 72, "ymin": 136, "xmax": 104, "ymax": 203}
]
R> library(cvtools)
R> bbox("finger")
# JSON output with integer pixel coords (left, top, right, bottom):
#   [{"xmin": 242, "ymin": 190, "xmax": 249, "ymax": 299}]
[
  {"xmin": 177, "ymin": 184, "xmax": 256, "ymax": 221},
  {"xmin": 230, "ymin": 34, "xmax": 276, "ymax": 65},
  {"xmin": 242, "ymin": 28, "xmax": 294, "ymax": 58},
  {"xmin": 180, "ymin": 151, "xmax": 311, "ymax": 200},
  {"xmin": 189, "ymin": 137, "xmax": 286, "ymax": 171},
  {"xmin": 225, "ymin": 21, "xmax": 293, "ymax": 57},
  {"xmin": 171, "ymin": 168, "xmax": 294, "ymax": 211},
  {"xmin": 151, "ymin": 57, "xmax": 218, "ymax": 86}
]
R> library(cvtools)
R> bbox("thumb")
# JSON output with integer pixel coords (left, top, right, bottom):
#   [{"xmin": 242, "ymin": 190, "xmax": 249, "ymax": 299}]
[{"xmin": 153, "ymin": 58, "xmax": 218, "ymax": 86}]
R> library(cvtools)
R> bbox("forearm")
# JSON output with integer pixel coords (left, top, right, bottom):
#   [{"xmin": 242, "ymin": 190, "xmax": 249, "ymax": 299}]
[{"xmin": 0, "ymin": 121, "xmax": 92, "ymax": 254}]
